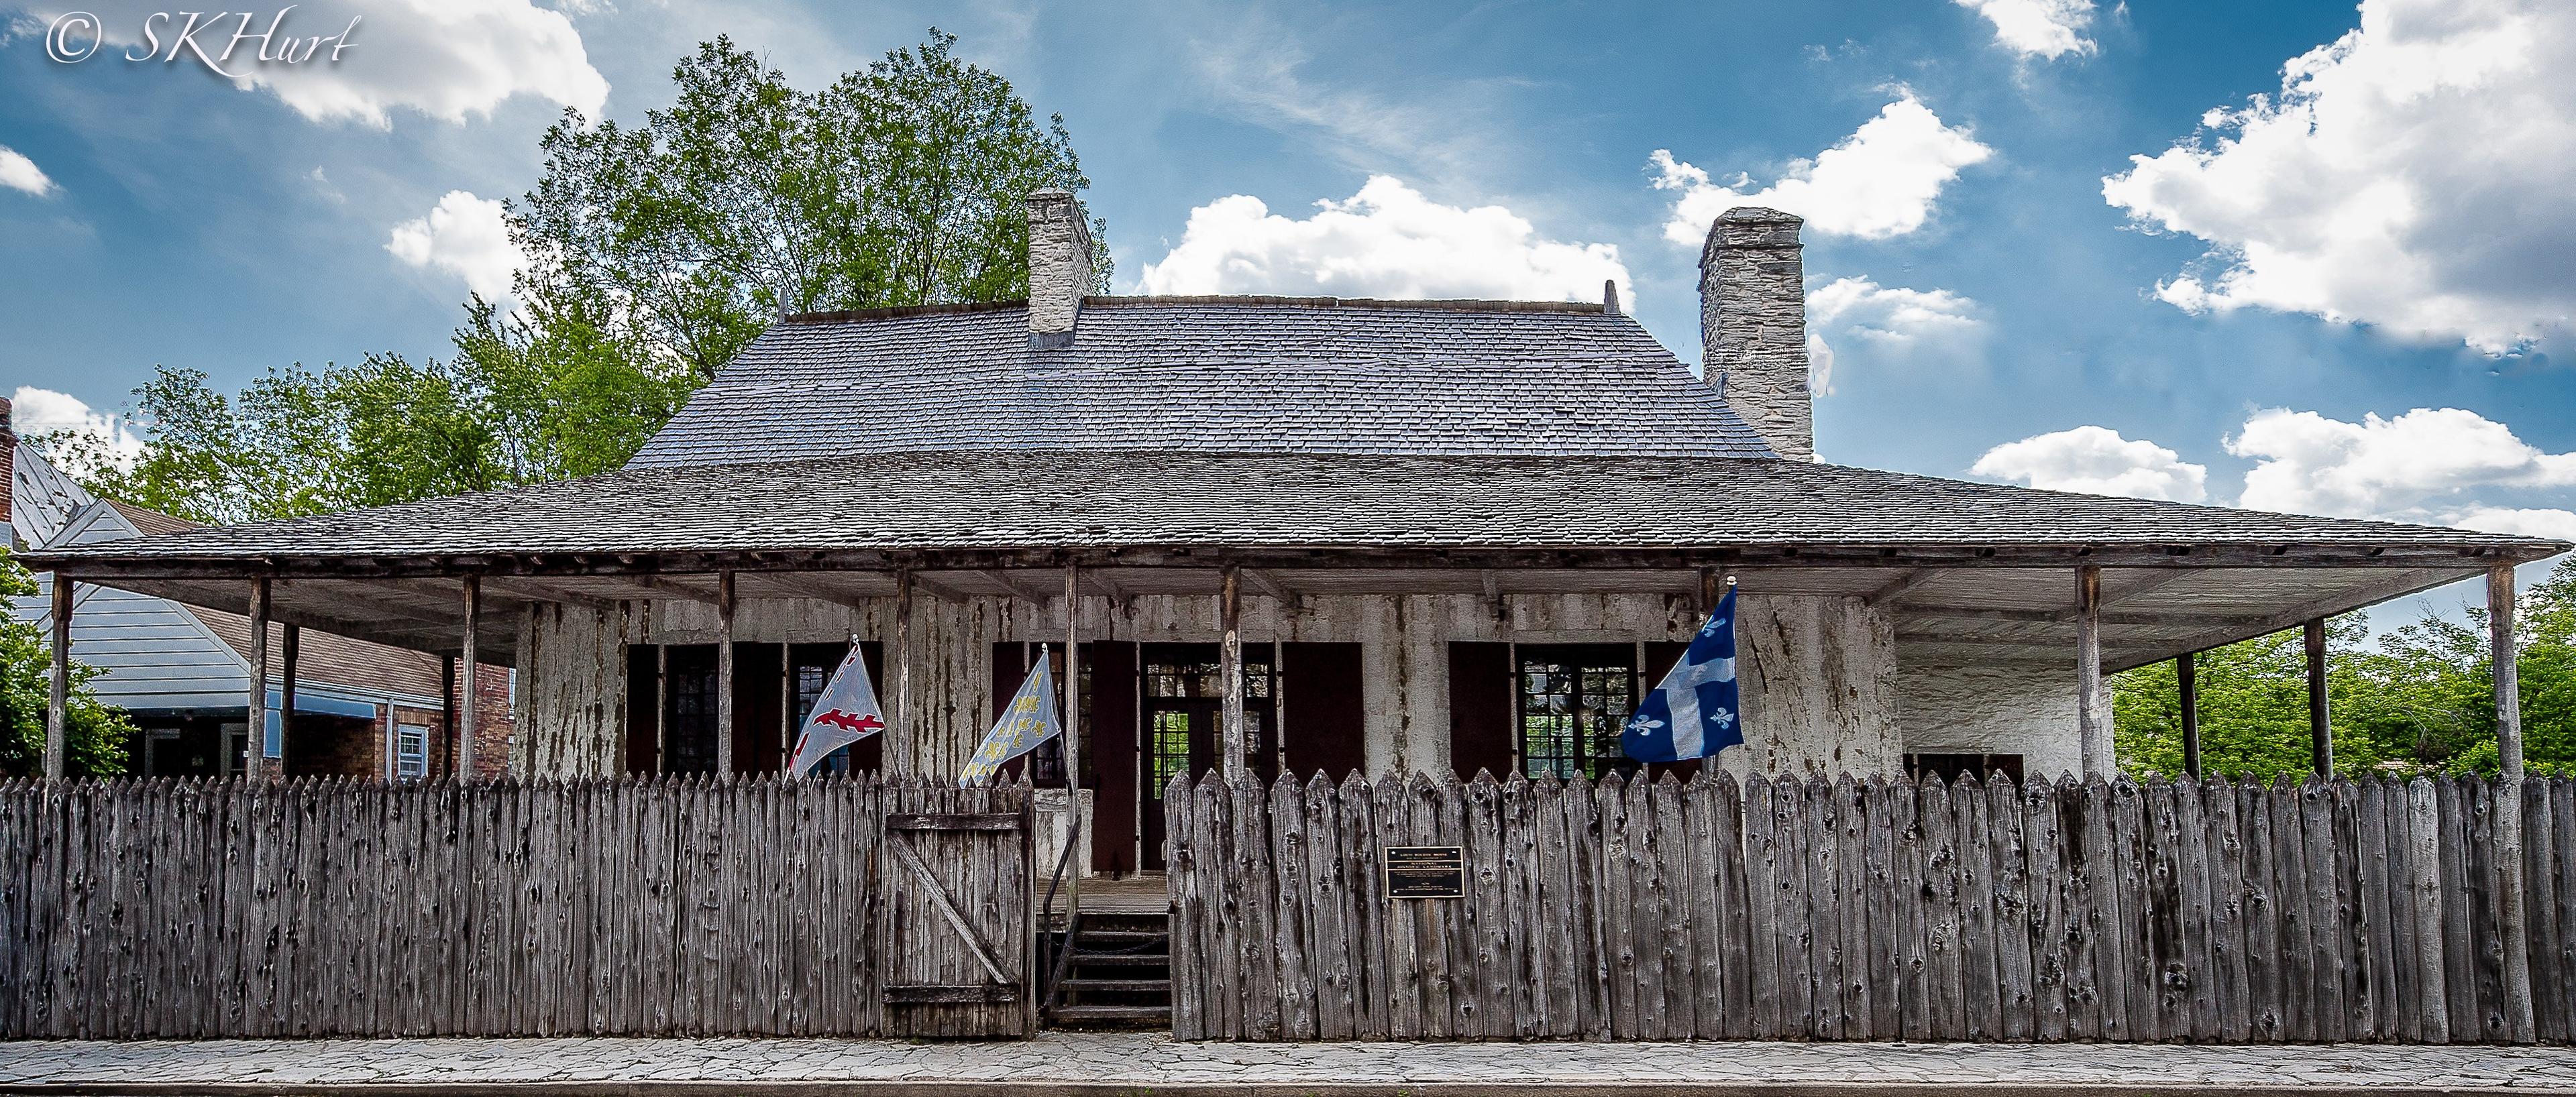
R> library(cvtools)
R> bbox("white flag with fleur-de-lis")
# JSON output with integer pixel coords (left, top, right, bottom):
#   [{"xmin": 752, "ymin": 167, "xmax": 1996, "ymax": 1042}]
[{"xmin": 960, "ymin": 656, "xmax": 1059, "ymax": 787}]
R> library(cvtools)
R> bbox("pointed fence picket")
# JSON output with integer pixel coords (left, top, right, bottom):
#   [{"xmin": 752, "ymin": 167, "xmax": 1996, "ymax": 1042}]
[
  {"xmin": 0, "ymin": 775, "xmax": 1031, "ymax": 1039},
  {"xmin": 1163, "ymin": 769, "xmax": 2576, "ymax": 1045}
]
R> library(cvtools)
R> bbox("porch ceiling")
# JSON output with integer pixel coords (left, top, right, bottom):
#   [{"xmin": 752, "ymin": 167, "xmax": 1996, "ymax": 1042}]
[{"xmin": 76, "ymin": 559, "xmax": 2493, "ymax": 675}]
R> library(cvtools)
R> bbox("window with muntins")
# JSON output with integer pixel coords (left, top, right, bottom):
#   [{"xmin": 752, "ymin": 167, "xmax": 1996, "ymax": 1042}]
[
  {"xmin": 396, "ymin": 725, "xmax": 428, "ymax": 781},
  {"xmin": 1515, "ymin": 645, "xmax": 1637, "ymax": 781}
]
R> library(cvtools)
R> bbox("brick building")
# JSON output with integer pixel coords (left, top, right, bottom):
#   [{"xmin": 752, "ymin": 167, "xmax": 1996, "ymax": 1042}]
[{"xmin": 5, "ymin": 411, "xmax": 511, "ymax": 778}]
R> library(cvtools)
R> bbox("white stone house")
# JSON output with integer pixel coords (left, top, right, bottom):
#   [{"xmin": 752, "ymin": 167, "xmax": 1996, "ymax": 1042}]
[{"xmin": 25, "ymin": 192, "xmax": 2565, "ymax": 876}]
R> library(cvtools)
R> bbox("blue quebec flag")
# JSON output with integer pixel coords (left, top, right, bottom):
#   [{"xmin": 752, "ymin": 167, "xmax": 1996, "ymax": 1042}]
[{"xmin": 1621, "ymin": 586, "xmax": 1742, "ymax": 763}]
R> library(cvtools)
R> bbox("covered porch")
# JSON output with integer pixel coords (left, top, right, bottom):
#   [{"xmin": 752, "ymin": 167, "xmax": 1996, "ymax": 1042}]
[
  {"xmin": 23, "ymin": 449, "xmax": 2563, "ymax": 875},
  {"xmin": 31, "ymin": 544, "xmax": 2544, "ymax": 864}
]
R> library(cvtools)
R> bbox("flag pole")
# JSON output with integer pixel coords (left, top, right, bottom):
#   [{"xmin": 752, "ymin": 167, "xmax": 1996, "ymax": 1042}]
[
  {"xmin": 1063, "ymin": 561, "xmax": 1083, "ymax": 919},
  {"xmin": 1700, "ymin": 571, "xmax": 1736, "ymax": 776}
]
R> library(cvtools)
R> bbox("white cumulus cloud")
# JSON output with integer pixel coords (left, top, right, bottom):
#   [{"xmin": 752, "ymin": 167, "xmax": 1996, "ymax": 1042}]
[
  {"xmin": 26, "ymin": 1, "xmax": 607, "ymax": 129},
  {"xmin": 1976, "ymin": 406, "xmax": 2576, "ymax": 551},
  {"xmin": 1971, "ymin": 425, "xmax": 2210, "ymax": 503},
  {"xmin": 386, "ymin": 190, "xmax": 522, "ymax": 300},
  {"xmin": 2102, "ymin": 0, "xmax": 2576, "ymax": 354},
  {"xmin": 1135, "ymin": 176, "xmax": 1629, "ymax": 304},
  {"xmin": 0, "ymin": 144, "xmax": 54, "ymax": 196},
  {"xmin": 1651, "ymin": 94, "xmax": 1993, "ymax": 243},
  {"xmin": 2443, "ymin": 506, "xmax": 2576, "ymax": 544},
  {"xmin": 2229, "ymin": 406, "xmax": 2576, "ymax": 524},
  {"xmin": 1803, "ymin": 277, "xmax": 1984, "ymax": 395},
  {"xmin": 1955, "ymin": 0, "xmax": 2098, "ymax": 60},
  {"xmin": 10, "ymin": 386, "xmax": 144, "ymax": 469}
]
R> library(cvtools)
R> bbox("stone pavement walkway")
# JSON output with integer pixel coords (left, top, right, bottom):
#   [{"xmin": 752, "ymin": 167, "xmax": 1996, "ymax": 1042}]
[{"xmin": 4, "ymin": 1033, "xmax": 2576, "ymax": 1094}]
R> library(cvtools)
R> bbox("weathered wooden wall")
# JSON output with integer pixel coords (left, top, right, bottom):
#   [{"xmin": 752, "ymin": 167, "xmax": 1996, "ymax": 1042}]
[
  {"xmin": 0, "ymin": 776, "xmax": 1031, "ymax": 1040},
  {"xmin": 515, "ymin": 601, "xmax": 654, "ymax": 777},
  {"xmin": 1165, "ymin": 769, "xmax": 2576, "ymax": 1044},
  {"xmin": 519, "ymin": 591, "xmax": 1914, "ymax": 783}
]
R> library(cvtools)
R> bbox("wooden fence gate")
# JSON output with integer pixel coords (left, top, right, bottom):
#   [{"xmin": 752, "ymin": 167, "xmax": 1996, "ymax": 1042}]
[{"xmin": 877, "ymin": 795, "xmax": 1034, "ymax": 1037}]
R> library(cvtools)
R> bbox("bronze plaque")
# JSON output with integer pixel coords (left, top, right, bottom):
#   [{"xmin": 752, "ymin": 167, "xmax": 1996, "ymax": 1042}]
[{"xmin": 1383, "ymin": 845, "xmax": 1466, "ymax": 899}]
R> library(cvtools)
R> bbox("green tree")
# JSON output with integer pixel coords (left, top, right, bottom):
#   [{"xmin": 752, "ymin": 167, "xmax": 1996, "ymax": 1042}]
[
  {"xmin": 514, "ymin": 31, "xmax": 1106, "ymax": 382},
  {"xmin": 47, "ymin": 30, "xmax": 1101, "ymax": 521},
  {"xmin": 0, "ymin": 549, "xmax": 133, "ymax": 777},
  {"xmin": 49, "ymin": 332, "xmax": 695, "ymax": 526},
  {"xmin": 2114, "ymin": 557, "xmax": 2576, "ymax": 781}
]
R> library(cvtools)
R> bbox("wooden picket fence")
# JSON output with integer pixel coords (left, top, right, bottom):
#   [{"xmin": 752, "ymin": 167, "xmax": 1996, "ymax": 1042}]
[
  {"xmin": 0, "ymin": 776, "xmax": 1033, "ymax": 1039},
  {"xmin": 1163, "ymin": 769, "xmax": 2576, "ymax": 1044}
]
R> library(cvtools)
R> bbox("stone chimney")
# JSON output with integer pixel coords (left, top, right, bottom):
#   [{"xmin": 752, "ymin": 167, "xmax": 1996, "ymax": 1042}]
[
  {"xmin": 1026, "ymin": 188, "xmax": 1093, "ymax": 349},
  {"xmin": 1700, "ymin": 207, "xmax": 1813, "ymax": 461}
]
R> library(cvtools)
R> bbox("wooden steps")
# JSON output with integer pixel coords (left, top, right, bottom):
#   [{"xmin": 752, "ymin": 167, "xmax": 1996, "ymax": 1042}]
[{"xmin": 1041, "ymin": 912, "xmax": 1172, "ymax": 1029}]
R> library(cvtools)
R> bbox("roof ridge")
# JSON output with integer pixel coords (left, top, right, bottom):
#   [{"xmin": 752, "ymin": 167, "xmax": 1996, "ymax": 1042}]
[
  {"xmin": 774, "ymin": 295, "xmax": 1617, "ymax": 327},
  {"xmin": 1085, "ymin": 294, "xmax": 1608, "ymax": 314},
  {"xmin": 781, "ymin": 300, "xmax": 1028, "ymax": 325}
]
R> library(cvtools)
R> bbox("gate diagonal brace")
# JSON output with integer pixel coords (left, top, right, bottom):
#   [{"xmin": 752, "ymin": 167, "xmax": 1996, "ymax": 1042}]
[{"xmin": 886, "ymin": 829, "xmax": 1015, "ymax": 988}]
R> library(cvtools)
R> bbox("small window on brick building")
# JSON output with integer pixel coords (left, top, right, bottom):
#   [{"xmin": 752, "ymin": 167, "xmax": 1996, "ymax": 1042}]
[{"xmin": 396, "ymin": 725, "xmax": 429, "ymax": 781}]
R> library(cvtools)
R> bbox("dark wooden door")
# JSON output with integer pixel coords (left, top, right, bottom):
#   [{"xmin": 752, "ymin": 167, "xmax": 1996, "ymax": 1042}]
[
  {"xmin": 877, "ymin": 799, "xmax": 1034, "ymax": 1036},
  {"xmin": 1140, "ymin": 698, "xmax": 1220, "ymax": 871}
]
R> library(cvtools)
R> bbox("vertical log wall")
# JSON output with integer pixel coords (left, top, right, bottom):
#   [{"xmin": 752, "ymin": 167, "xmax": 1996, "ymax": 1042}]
[
  {"xmin": 0, "ymin": 776, "xmax": 1031, "ymax": 1039},
  {"xmin": 1165, "ymin": 770, "xmax": 2576, "ymax": 1044}
]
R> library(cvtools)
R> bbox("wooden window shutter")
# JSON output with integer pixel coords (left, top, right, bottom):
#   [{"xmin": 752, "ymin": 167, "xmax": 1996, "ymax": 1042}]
[{"xmin": 1447, "ymin": 642, "xmax": 1515, "ymax": 781}]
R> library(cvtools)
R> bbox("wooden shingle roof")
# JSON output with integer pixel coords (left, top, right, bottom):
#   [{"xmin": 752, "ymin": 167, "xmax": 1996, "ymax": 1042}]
[
  {"xmin": 23, "ymin": 449, "xmax": 2563, "ymax": 569},
  {"xmin": 626, "ymin": 297, "xmax": 1780, "ymax": 467}
]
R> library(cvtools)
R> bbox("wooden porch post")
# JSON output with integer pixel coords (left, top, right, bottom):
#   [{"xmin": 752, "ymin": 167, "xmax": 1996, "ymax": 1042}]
[
  {"xmin": 1220, "ymin": 564, "xmax": 1246, "ymax": 779},
  {"xmin": 894, "ymin": 568, "xmax": 914, "ymax": 778},
  {"xmin": 44, "ymin": 577, "xmax": 70, "ymax": 781},
  {"xmin": 653, "ymin": 642, "xmax": 668, "ymax": 774},
  {"xmin": 2075, "ymin": 565, "xmax": 2105, "ymax": 778},
  {"xmin": 1063, "ymin": 562, "xmax": 1083, "ymax": 912},
  {"xmin": 458, "ymin": 575, "xmax": 480, "ymax": 781},
  {"xmin": 2304, "ymin": 618, "xmax": 2331, "ymax": 777},
  {"xmin": 2178, "ymin": 651, "xmax": 2200, "ymax": 780},
  {"xmin": 246, "ymin": 577, "xmax": 272, "ymax": 781},
  {"xmin": 2491, "ymin": 565, "xmax": 2527, "ymax": 778},
  {"xmin": 778, "ymin": 642, "xmax": 793, "ymax": 772},
  {"xmin": 440, "ymin": 655, "xmax": 457, "ymax": 778},
  {"xmin": 280, "ymin": 624, "xmax": 300, "ymax": 769},
  {"xmin": 2489, "ymin": 564, "xmax": 2534, "ymax": 1039},
  {"xmin": 715, "ymin": 570, "xmax": 736, "ymax": 777}
]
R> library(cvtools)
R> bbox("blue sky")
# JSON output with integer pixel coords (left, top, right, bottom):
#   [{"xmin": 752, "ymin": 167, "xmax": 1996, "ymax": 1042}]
[{"xmin": 3, "ymin": 0, "xmax": 2571, "ymax": 608}]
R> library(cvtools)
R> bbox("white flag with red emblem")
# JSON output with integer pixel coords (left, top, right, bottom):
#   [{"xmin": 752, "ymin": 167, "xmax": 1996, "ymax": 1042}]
[{"xmin": 788, "ymin": 644, "xmax": 887, "ymax": 775}]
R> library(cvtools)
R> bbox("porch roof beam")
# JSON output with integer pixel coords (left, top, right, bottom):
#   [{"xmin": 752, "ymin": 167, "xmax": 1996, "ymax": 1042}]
[
  {"xmin": 973, "ymin": 569, "xmax": 1050, "ymax": 600},
  {"xmin": 1865, "ymin": 568, "xmax": 1940, "ymax": 606},
  {"xmin": 907, "ymin": 572, "xmax": 973, "ymax": 602},
  {"xmin": 2102, "ymin": 567, "xmax": 2200, "ymax": 607},
  {"xmin": 372, "ymin": 575, "xmax": 619, "ymax": 614},
  {"xmin": 464, "ymin": 576, "xmax": 620, "ymax": 612},
  {"xmin": 754, "ymin": 572, "xmax": 877, "ymax": 612},
  {"xmin": 2144, "ymin": 566, "xmax": 2478, "ymax": 672},
  {"xmin": 1240, "ymin": 568, "xmax": 1295, "ymax": 601},
  {"xmin": 1899, "ymin": 605, "xmax": 2274, "ymax": 629},
  {"xmin": 280, "ymin": 581, "xmax": 463, "ymax": 628},
  {"xmin": 35, "ymin": 542, "xmax": 2545, "ymax": 583},
  {"xmin": 630, "ymin": 575, "xmax": 720, "ymax": 603}
]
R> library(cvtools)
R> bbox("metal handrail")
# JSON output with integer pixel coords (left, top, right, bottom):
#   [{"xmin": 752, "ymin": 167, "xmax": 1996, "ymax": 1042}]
[{"xmin": 1037, "ymin": 812, "xmax": 1083, "ymax": 1016}]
